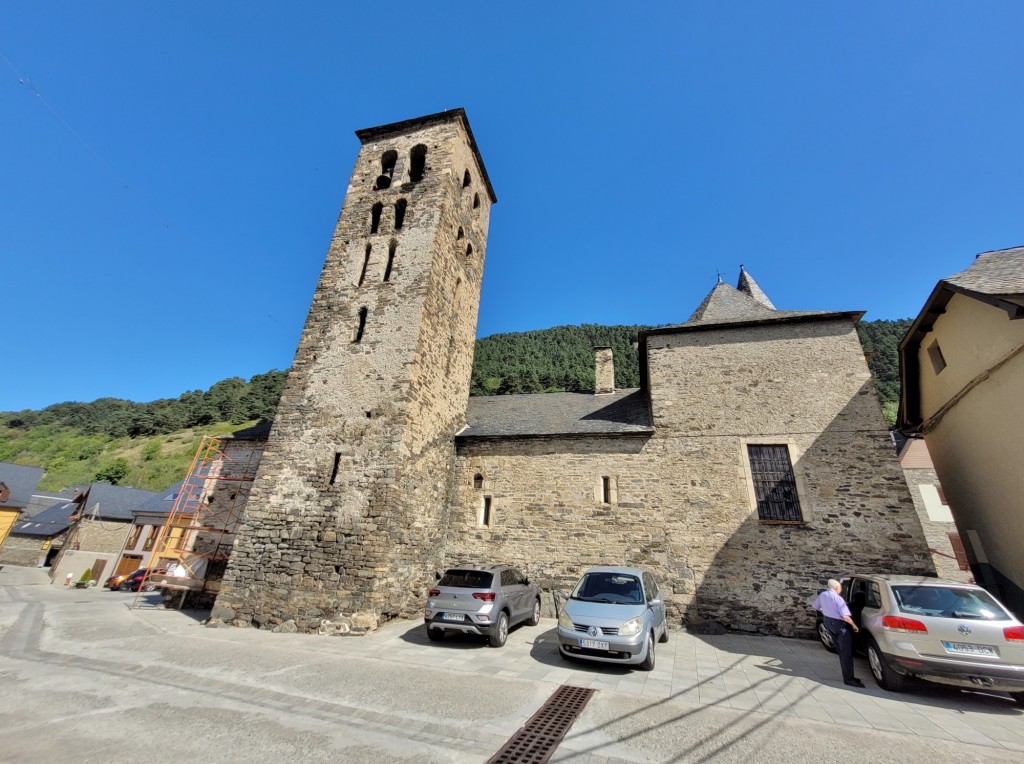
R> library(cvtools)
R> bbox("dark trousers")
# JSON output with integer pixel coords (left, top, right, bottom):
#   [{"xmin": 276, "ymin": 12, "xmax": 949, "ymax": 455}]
[{"xmin": 825, "ymin": 616, "xmax": 855, "ymax": 681}]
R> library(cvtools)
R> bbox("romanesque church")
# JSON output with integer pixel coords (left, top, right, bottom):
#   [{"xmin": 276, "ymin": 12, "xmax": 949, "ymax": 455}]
[{"xmin": 212, "ymin": 109, "xmax": 933, "ymax": 637}]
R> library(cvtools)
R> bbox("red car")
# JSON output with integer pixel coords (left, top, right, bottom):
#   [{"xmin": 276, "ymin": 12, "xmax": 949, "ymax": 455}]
[{"xmin": 117, "ymin": 568, "xmax": 168, "ymax": 592}]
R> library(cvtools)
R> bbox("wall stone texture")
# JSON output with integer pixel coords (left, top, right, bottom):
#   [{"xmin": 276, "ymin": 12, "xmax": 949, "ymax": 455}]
[{"xmin": 215, "ymin": 110, "xmax": 933, "ymax": 638}]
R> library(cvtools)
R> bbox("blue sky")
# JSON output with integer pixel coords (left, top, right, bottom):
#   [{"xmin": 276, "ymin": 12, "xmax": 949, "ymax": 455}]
[{"xmin": 3, "ymin": 3, "xmax": 1022, "ymax": 412}]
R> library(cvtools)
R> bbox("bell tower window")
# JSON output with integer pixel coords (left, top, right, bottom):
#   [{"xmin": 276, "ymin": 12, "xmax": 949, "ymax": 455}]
[
  {"xmin": 409, "ymin": 144, "xmax": 427, "ymax": 182},
  {"xmin": 376, "ymin": 150, "xmax": 397, "ymax": 190}
]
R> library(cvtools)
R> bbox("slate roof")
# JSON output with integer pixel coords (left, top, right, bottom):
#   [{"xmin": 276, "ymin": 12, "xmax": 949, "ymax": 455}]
[
  {"xmin": 134, "ymin": 478, "xmax": 203, "ymax": 517},
  {"xmin": 0, "ymin": 463, "xmax": 45, "ymax": 509},
  {"xmin": 76, "ymin": 482, "xmax": 161, "ymax": 521},
  {"xmin": 459, "ymin": 389, "xmax": 653, "ymax": 439},
  {"xmin": 945, "ymin": 246, "xmax": 1024, "ymax": 298},
  {"xmin": 680, "ymin": 268, "xmax": 837, "ymax": 327},
  {"xmin": 11, "ymin": 499, "xmax": 76, "ymax": 537}
]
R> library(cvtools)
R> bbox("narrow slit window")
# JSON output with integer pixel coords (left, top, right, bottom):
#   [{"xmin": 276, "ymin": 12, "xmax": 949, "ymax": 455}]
[
  {"xmin": 357, "ymin": 244, "xmax": 371, "ymax": 286},
  {"xmin": 462, "ymin": 169, "xmax": 471, "ymax": 188},
  {"xmin": 329, "ymin": 452, "xmax": 342, "ymax": 485},
  {"xmin": 602, "ymin": 476, "xmax": 611, "ymax": 504},
  {"xmin": 409, "ymin": 144, "xmax": 427, "ymax": 182},
  {"xmin": 353, "ymin": 307, "xmax": 368, "ymax": 343},
  {"xmin": 472, "ymin": 193, "xmax": 480, "ymax": 209},
  {"xmin": 370, "ymin": 203, "xmax": 383, "ymax": 234},
  {"xmin": 383, "ymin": 240, "xmax": 397, "ymax": 282},
  {"xmin": 466, "ymin": 243, "xmax": 473, "ymax": 257},
  {"xmin": 747, "ymin": 444, "xmax": 803, "ymax": 522},
  {"xmin": 479, "ymin": 496, "xmax": 492, "ymax": 526},
  {"xmin": 456, "ymin": 226, "xmax": 464, "ymax": 240},
  {"xmin": 473, "ymin": 473, "xmax": 484, "ymax": 489},
  {"xmin": 394, "ymin": 199, "xmax": 407, "ymax": 230},
  {"xmin": 376, "ymin": 150, "xmax": 397, "ymax": 189}
]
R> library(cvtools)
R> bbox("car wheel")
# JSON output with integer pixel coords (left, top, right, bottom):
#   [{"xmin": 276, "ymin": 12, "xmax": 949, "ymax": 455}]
[
  {"xmin": 1009, "ymin": 691, "xmax": 1024, "ymax": 708},
  {"xmin": 866, "ymin": 637, "xmax": 905, "ymax": 692},
  {"xmin": 489, "ymin": 612, "xmax": 509, "ymax": 648},
  {"xmin": 639, "ymin": 632, "xmax": 656, "ymax": 671},
  {"xmin": 527, "ymin": 598, "xmax": 541, "ymax": 627},
  {"xmin": 658, "ymin": 624, "xmax": 669, "ymax": 644},
  {"xmin": 817, "ymin": 619, "xmax": 837, "ymax": 653},
  {"xmin": 426, "ymin": 626, "xmax": 444, "ymax": 642}
]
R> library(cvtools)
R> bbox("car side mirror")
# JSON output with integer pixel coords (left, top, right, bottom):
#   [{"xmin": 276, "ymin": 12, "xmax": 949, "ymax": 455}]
[{"xmin": 648, "ymin": 597, "xmax": 662, "ymax": 608}]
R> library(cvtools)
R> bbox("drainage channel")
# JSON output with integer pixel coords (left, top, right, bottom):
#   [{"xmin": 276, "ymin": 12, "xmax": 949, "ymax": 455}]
[{"xmin": 486, "ymin": 684, "xmax": 597, "ymax": 764}]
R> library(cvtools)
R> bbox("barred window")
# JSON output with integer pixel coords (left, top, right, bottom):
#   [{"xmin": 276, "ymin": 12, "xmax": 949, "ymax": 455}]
[{"xmin": 747, "ymin": 444, "xmax": 803, "ymax": 522}]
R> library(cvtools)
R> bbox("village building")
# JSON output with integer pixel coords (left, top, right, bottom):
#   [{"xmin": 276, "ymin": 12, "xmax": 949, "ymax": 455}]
[
  {"xmin": 898, "ymin": 246, "xmax": 1024, "ymax": 617},
  {"xmin": 211, "ymin": 109, "xmax": 934, "ymax": 637},
  {"xmin": 0, "ymin": 463, "xmax": 45, "ymax": 561}
]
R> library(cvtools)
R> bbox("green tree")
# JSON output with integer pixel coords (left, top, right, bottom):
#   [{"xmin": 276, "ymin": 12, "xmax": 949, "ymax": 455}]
[{"xmin": 94, "ymin": 458, "xmax": 130, "ymax": 485}]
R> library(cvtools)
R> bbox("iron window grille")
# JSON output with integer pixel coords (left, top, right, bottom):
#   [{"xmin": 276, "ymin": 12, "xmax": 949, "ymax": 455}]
[{"xmin": 747, "ymin": 444, "xmax": 803, "ymax": 522}]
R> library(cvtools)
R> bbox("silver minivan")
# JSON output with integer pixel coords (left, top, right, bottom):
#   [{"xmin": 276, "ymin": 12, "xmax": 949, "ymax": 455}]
[{"xmin": 557, "ymin": 567, "xmax": 668, "ymax": 670}]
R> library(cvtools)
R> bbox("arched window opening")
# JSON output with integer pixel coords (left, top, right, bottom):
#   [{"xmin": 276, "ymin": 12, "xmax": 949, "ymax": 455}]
[
  {"xmin": 394, "ymin": 198, "xmax": 407, "ymax": 230},
  {"xmin": 456, "ymin": 226, "xmax": 464, "ymax": 240},
  {"xmin": 370, "ymin": 202, "xmax": 383, "ymax": 234},
  {"xmin": 376, "ymin": 150, "xmax": 397, "ymax": 190},
  {"xmin": 357, "ymin": 244, "xmax": 371, "ymax": 286},
  {"xmin": 409, "ymin": 144, "xmax": 427, "ymax": 182},
  {"xmin": 353, "ymin": 307, "xmax": 368, "ymax": 343},
  {"xmin": 462, "ymin": 169, "xmax": 471, "ymax": 188},
  {"xmin": 473, "ymin": 474, "xmax": 484, "ymax": 489},
  {"xmin": 383, "ymin": 240, "xmax": 397, "ymax": 282},
  {"xmin": 473, "ymin": 193, "xmax": 480, "ymax": 209},
  {"xmin": 466, "ymin": 243, "xmax": 473, "ymax": 257}
]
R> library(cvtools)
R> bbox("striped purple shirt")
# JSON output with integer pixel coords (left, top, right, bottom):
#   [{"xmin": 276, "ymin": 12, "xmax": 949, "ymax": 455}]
[{"xmin": 812, "ymin": 588, "xmax": 851, "ymax": 621}]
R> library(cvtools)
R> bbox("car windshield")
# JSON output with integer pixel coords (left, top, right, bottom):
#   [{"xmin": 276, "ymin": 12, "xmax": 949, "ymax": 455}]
[
  {"xmin": 438, "ymin": 570, "xmax": 493, "ymax": 588},
  {"xmin": 571, "ymin": 572, "xmax": 643, "ymax": 604},
  {"xmin": 891, "ymin": 585, "xmax": 1010, "ymax": 621}
]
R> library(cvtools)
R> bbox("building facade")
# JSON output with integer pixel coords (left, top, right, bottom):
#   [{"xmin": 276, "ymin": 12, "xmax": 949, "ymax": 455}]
[
  {"xmin": 213, "ymin": 109, "xmax": 933, "ymax": 637},
  {"xmin": 899, "ymin": 246, "xmax": 1024, "ymax": 617}
]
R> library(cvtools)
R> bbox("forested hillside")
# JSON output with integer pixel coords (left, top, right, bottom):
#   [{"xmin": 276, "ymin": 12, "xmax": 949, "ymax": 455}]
[{"xmin": 1, "ymin": 319, "xmax": 909, "ymax": 491}]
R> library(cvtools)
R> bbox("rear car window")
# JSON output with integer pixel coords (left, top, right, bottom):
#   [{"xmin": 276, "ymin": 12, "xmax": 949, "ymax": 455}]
[
  {"xmin": 438, "ymin": 570, "xmax": 493, "ymax": 588},
  {"xmin": 891, "ymin": 585, "xmax": 1010, "ymax": 620}
]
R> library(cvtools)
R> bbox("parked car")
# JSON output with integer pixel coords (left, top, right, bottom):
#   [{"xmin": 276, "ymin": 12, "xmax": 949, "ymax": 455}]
[
  {"xmin": 556, "ymin": 567, "xmax": 668, "ymax": 671},
  {"xmin": 104, "ymin": 569, "xmax": 139, "ymax": 590},
  {"xmin": 815, "ymin": 574, "xmax": 1024, "ymax": 705},
  {"xmin": 424, "ymin": 565, "xmax": 541, "ymax": 647},
  {"xmin": 118, "ymin": 567, "xmax": 168, "ymax": 593}
]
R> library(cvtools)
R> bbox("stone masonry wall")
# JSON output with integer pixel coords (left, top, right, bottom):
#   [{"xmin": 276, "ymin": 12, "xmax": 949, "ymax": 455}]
[
  {"xmin": 215, "ymin": 114, "xmax": 491, "ymax": 632},
  {"xmin": 448, "ymin": 319, "xmax": 934, "ymax": 637},
  {"xmin": 0, "ymin": 535, "xmax": 47, "ymax": 567},
  {"xmin": 902, "ymin": 465, "xmax": 971, "ymax": 582}
]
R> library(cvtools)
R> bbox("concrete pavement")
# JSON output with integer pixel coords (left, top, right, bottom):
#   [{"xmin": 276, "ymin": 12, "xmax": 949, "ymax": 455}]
[{"xmin": 1, "ymin": 564, "xmax": 1022, "ymax": 762}]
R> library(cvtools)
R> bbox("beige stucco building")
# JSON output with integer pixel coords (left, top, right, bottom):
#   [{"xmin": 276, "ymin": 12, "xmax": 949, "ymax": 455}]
[{"xmin": 899, "ymin": 246, "xmax": 1024, "ymax": 617}]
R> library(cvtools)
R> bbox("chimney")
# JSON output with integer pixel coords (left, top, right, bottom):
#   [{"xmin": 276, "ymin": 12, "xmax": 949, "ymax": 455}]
[{"xmin": 594, "ymin": 347, "xmax": 615, "ymax": 395}]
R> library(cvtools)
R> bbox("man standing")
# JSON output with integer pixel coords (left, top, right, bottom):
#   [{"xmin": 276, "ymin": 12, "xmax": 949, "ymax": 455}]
[{"xmin": 813, "ymin": 578, "xmax": 864, "ymax": 687}]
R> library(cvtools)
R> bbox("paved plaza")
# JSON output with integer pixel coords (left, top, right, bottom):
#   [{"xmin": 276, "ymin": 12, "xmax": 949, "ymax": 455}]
[{"xmin": 1, "ymin": 565, "xmax": 1022, "ymax": 762}]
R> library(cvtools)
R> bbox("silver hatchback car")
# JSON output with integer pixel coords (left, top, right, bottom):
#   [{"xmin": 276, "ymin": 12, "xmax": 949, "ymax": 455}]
[
  {"xmin": 817, "ymin": 574, "xmax": 1024, "ymax": 704},
  {"xmin": 424, "ymin": 565, "xmax": 541, "ymax": 647},
  {"xmin": 557, "ymin": 567, "xmax": 668, "ymax": 670}
]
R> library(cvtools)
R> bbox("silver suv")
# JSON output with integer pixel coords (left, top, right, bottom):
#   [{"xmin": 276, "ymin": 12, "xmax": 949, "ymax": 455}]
[
  {"xmin": 817, "ymin": 574, "xmax": 1024, "ymax": 704},
  {"xmin": 424, "ymin": 565, "xmax": 541, "ymax": 647}
]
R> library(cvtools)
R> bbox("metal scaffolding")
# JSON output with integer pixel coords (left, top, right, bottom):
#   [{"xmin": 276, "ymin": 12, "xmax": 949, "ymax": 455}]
[{"xmin": 131, "ymin": 435, "xmax": 259, "ymax": 610}]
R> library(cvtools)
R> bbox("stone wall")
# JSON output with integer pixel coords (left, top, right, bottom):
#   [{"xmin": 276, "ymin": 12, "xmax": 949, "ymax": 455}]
[
  {"xmin": 448, "ymin": 318, "xmax": 934, "ymax": 637},
  {"xmin": 215, "ymin": 112, "xmax": 492, "ymax": 631},
  {"xmin": 0, "ymin": 535, "xmax": 47, "ymax": 567},
  {"xmin": 902, "ymin": 465, "xmax": 971, "ymax": 582}
]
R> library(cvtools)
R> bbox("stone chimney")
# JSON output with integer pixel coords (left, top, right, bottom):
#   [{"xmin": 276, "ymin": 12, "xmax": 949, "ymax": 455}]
[{"xmin": 594, "ymin": 347, "xmax": 615, "ymax": 395}]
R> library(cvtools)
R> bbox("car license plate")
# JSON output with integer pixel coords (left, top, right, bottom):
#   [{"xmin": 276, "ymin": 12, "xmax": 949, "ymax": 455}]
[
  {"xmin": 442, "ymin": 612, "xmax": 465, "ymax": 622},
  {"xmin": 580, "ymin": 638, "xmax": 609, "ymax": 650},
  {"xmin": 942, "ymin": 641, "xmax": 997, "ymax": 656}
]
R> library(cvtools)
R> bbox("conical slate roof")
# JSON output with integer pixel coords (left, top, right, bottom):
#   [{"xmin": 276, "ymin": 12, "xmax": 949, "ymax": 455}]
[{"xmin": 682, "ymin": 268, "xmax": 829, "ymax": 327}]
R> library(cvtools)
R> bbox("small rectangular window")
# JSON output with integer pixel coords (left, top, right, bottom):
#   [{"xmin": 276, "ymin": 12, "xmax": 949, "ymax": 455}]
[
  {"xmin": 329, "ymin": 453, "xmax": 342, "ymax": 485},
  {"xmin": 927, "ymin": 340, "xmax": 946, "ymax": 374},
  {"xmin": 479, "ymin": 496, "xmax": 492, "ymax": 526},
  {"xmin": 142, "ymin": 527, "xmax": 158, "ymax": 551},
  {"xmin": 602, "ymin": 476, "xmax": 611, "ymax": 504},
  {"xmin": 747, "ymin": 444, "xmax": 803, "ymax": 522}
]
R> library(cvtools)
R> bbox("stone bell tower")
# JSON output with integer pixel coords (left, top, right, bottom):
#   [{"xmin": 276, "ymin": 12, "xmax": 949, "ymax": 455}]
[{"xmin": 214, "ymin": 109, "xmax": 496, "ymax": 630}]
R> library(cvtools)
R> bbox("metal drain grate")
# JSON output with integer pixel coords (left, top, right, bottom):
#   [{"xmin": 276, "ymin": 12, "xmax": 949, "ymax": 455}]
[{"xmin": 487, "ymin": 684, "xmax": 596, "ymax": 764}]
